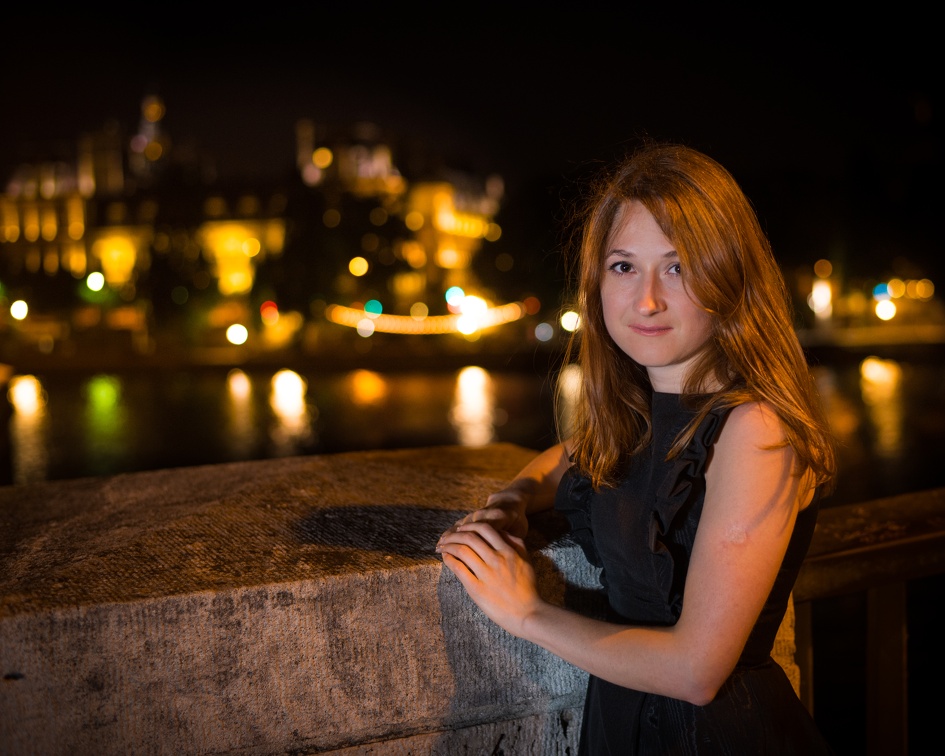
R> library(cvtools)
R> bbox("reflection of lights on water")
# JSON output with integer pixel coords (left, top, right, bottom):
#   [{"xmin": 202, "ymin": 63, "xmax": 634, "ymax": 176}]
[
  {"xmin": 7, "ymin": 375, "xmax": 49, "ymax": 484},
  {"xmin": 9, "ymin": 375, "xmax": 44, "ymax": 413},
  {"xmin": 860, "ymin": 356, "xmax": 903, "ymax": 458},
  {"xmin": 225, "ymin": 369, "xmax": 255, "ymax": 457},
  {"xmin": 269, "ymin": 369, "xmax": 315, "ymax": 455},
  {"xmin": 227, "ymin": 369, "xmax": 252, "ymax": 400},
  {"xmin": 82, "ymin": 374, "xmax": 127, "ymax": 476},
  {"xmin": 450, "ymin": 366, "xmax": 495, "ymax": 446},
  {"xmin": 811, "ymin": 366, "xmax": 860, "ymax": 442},
  {"xmin": 348, "ymin": 370, "xmax": 388, "ymax": 405},
  {"xmin": 556, "ymin": 363, "xmax": 583, "ymax": 438}
]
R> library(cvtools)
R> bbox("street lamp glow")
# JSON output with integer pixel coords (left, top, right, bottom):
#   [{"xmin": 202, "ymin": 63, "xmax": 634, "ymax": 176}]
[
  {"xmin": 226, "ymin": 324, "xmax": 249, "ymax": 345},
  {"xmin": 87, "ymin": 272, "xmax": 105, "ymax": 291},
  {"xmin": 10, "ymin": 300, "xmax": 28, "ymax": 320}
]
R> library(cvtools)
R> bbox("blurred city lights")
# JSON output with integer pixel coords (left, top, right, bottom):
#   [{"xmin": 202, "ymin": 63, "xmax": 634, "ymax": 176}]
[
  {"xmin": 875, "ymin": 300, "xmax": 897, "ymax": 321},
  {"xmin": 87, "ymin": 271, "xmax": 105, "ymax": 291},
  {"xmin": 10, "ymin": 300, "xmax": 28, "ymax": 320},
  {"xmin": 560, "ymin": 310, "xmax": 581, "ymax": 332},
  {"xmin": 535, "ymin": 322, "xmax": 554, "ymax": 342},
  {"xmin": 349, "ymin": 256, "xmax": 369, "ymax": 276},
  {"xmin": 226, "ymin": 324, "xmax": 249, "ymax": 345}
]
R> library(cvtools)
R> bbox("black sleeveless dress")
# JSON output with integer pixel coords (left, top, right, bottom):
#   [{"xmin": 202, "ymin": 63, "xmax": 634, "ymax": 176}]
[{"xmin": 554, "ymin": 392, "xmax": 834, "ymax": 755}]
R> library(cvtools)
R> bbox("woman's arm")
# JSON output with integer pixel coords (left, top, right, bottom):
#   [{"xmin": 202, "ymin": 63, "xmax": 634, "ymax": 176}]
[
  {"xmin": 438, "ymin": 441, "xmax": 572, "ymax": 539},
  {"xmin": 437, "ymin": 402, "xmax": 807, "ymax": 705}
]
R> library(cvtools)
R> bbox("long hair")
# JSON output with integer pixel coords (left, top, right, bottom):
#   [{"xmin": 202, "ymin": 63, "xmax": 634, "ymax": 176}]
[{"xmin": 561, "ymin": 141, "xmax": 837, "ymax": 492}]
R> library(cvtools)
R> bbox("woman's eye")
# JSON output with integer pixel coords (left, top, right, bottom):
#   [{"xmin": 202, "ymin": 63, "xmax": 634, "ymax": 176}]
[
  {"xmin": 669, "ymin": 263, "xmax": 682, "ymax": 275},
  {"xmin": 609, "ymin": 261, "xmax": 632, "ymax": 274}
]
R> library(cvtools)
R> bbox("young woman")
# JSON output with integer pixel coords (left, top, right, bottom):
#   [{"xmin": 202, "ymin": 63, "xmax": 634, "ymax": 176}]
[{"xmin": 436, "ymin": 142, "xmax": 837, "ymax": 754}]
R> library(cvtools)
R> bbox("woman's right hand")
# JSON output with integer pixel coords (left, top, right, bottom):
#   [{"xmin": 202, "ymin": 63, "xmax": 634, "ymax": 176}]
[{"xmin": 439, "ymin": 486, "xmax": 531, "ymax": 544}]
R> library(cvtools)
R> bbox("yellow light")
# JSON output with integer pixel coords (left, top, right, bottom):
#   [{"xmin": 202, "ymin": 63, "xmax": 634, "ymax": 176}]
[
  {"xmin": 325, "ymin": 301, "xmax": 525, "ymax": 334},
  {"xmin": 348, "ymin": 370, "xmax": 388, "ymax": 405},
  {"xmin": 312, "ymin": 147, "xmax": 333, "ymax": 169},
  {"xmin": 405, "ymin": 211, "xmax": 424, "ymax": 231},
  {"xmin": 813, "ymin": 259, "xmax": 833, "ymax": 278},
  {"xmin": 410, "ymin": 302, "xmax": 428, "ymax": 320},
  {"xmin": 915, "ymin": 279, "xmax": 935, "ymax": 300},
  {"xmin": 887, "ymin": 278, "xmax": 906, "ymax": 298},
  {"xmin": 92, "ymin": 234, "xmax": 137, "ymax": 286},
  {"xmin": 349, "ymin": 257, "xmax": 369, "ymax": 276}
]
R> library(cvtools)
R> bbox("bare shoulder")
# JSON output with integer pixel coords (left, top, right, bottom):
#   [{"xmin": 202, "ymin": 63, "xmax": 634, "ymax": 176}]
[{"xmin": 718, "ymin": 400, "xmax": 787, "ymax": 451}]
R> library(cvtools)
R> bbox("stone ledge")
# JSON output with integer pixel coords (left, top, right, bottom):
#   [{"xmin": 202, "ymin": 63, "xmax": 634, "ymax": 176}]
[
  {"xmin": 1, "ymin": 445, "xmax": 598, "ymax": 754},
  {"xmin": 0, "ymin": 443, "xmax": 797, "ymax": 755}
]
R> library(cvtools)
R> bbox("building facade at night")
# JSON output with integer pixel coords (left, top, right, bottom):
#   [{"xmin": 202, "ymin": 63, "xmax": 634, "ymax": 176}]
[{"xmin": 0, "ymin": 94, "xmax": 547, "ymax": 367}]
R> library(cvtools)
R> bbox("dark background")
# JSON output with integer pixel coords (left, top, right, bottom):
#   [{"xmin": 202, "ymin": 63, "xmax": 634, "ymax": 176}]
[{"xmin": 1, "ymin": 7, "xmax": 942, "ymax": 289}]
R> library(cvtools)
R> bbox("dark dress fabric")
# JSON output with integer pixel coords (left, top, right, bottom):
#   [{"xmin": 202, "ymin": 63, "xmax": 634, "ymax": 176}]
[{"xmin": 554, "ymin": 392, "xmax": 833, "ymax": 755}]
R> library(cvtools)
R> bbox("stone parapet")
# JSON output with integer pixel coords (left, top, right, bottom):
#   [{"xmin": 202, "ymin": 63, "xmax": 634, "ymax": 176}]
[
  {"xmin": 0, "ymin": 443, "xmax": 797, "ymax": 755},
  {"xmin": 1, "ymin": 444, "xmax": 601, "ymax": 755}
]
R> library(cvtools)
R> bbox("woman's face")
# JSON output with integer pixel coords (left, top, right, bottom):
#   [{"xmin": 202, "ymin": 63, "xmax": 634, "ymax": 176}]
[{"xmin": 600, "ymin": 201, "xmax": 714, "ymax": 393}]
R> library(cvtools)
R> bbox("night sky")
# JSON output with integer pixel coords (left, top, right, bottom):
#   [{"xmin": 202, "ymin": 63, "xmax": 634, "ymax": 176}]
[{"xmin": 2, "ymin": 8, "xmax": 941, "ymax": 283}]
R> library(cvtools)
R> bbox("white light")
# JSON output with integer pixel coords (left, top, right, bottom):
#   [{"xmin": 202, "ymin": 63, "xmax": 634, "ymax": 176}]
[
  {"xmin": 560, "ymin": 310, "xmax": 581, "ymax": 332},
  {"xmin": 10, "ymin": 300, "xmax": 28, "ymax": 320},
  {"xmin": 87, "ymin": 271, "xmax": 105, "ymax": 291},
  {"xmin": 875, "ymin": 300, "xmax": 897, "ymax": 321},
  {"xmin": 226, "ymin": 324, "xmax": 249, "ymax": 345},
  {"xmin": 535, "ymin": 322, "xmax": 554, "ymax": 342}
]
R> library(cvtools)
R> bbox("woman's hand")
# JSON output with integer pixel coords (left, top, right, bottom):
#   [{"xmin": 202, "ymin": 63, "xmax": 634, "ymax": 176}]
[
  {"xmin": 439, "ymin": 487, "xmax": 531, "ymax": 541},
  {"xmin": 436, "ymin": 521, "xmax": 543, "ymax": 637}
]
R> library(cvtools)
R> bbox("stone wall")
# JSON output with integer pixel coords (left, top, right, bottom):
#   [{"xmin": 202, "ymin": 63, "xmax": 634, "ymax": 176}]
[{"xmin": 0, "ymin": 444, "xmax": 797, "ymax": 755}]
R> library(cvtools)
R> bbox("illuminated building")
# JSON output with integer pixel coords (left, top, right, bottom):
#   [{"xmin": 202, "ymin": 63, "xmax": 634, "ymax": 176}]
[{"xmin": 0, "ymin": 97, "xmax": 537, "ymax": 363}]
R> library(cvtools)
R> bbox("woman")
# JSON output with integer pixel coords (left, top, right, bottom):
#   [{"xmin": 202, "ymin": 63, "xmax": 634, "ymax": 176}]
[{"xmin": 436, "ymin": 142, "xmax": 837, "ymax": 754}]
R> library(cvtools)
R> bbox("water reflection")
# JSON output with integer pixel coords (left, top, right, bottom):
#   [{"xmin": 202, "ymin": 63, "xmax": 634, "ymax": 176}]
[
  {"xmin": 555, "ymin": 363, "xmax": 582, "ymax": 438},
  {"xmin": 7, "ymin": 375, "xmax": 48, "ymax": 485},
  {"xmin": 449, "ymin": 366, "xmax": 495, "ymax": 447},
  {"xmin": 84, "ymin": 374, "xmax": 126, "ymax": 469},
  {"xmin": 859, "ymin": 357, "xmax": 903, "ymax": 458},
  {"xmin": 225, "ymin": 368, "xmax": 255, "ymax": 458},
  {"xmin": 269, "ymin": 369, "xmax": 315, "ymax": 456},
  {"xmin": 3, "ymin": 360, "xmax": 942, "ymax": 506}
]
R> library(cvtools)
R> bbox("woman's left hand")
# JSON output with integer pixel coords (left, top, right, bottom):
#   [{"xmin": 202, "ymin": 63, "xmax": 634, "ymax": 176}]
[{"xmin": 436, "ymin": 521, "xmax": 542, "ymax": 637}]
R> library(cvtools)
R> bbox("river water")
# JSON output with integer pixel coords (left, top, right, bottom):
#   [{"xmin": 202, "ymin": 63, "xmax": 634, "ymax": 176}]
[{"xmin": 4, "ymin": 355, "xmax": 945, "ymax": 507}]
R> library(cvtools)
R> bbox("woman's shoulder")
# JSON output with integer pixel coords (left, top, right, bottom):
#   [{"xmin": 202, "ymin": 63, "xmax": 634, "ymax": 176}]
[{"xmin": 716, "ymin": 399, "xmax": 789, "ymax": 452}]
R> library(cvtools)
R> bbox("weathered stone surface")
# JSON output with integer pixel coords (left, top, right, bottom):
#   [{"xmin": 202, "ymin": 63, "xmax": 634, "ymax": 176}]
[
  {"xmin": 0, "ymin": 444, "xmax": 598, "ymax": 755},
  {"xmin": 0, "ymin": 443, "xmax": 798, "ymax": 755}
]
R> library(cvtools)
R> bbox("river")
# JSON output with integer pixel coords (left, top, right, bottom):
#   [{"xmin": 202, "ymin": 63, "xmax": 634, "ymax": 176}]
[{"xmin": 4, "ymin": 354, "xmax": 944, "ymax": 507}]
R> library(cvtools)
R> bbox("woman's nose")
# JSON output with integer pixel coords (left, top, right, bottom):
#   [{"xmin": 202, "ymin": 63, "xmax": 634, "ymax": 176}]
[{"xmin": 636, "ymin": 274, "xmax": 666, "ymax": 314}]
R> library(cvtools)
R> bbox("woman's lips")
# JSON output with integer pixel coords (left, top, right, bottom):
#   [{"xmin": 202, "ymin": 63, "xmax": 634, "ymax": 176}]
[{"xmin": 630, "ymin": 325, "xmax": 671, "ymax": 335}]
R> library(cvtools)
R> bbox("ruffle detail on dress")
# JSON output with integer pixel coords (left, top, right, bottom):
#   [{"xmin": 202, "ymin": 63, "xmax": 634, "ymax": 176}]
[
  {"xmin": 554, "ymin": 466, "xmax": 602, "ymax": 569},
  {"xmin": 648, "ymin": 406, "xmax": 731, "ymax": 618}
]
